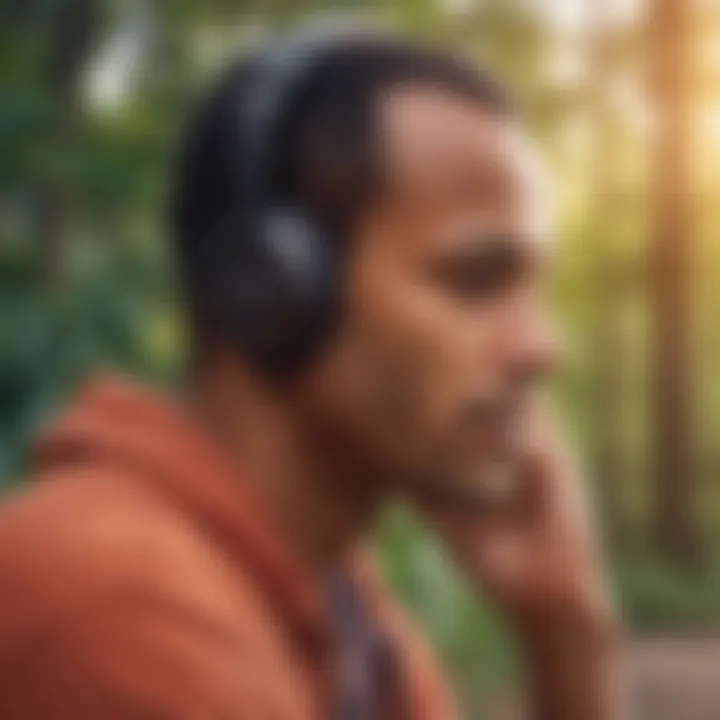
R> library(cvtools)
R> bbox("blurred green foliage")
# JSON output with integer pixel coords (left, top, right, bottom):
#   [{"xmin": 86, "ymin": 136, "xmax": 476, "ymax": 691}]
[{"xmin": 617, "ymin": 559, "xmax": 720, "ymax": 631}]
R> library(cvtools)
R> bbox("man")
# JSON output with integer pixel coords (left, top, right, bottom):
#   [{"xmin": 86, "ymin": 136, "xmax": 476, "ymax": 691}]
[{"xmin": 0, "ymin": 28, "xmax": 620, "ymax": 719}]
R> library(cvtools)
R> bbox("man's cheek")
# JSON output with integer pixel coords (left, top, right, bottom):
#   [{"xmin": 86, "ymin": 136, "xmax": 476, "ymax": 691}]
[{"xmin": 345, "ymin": 332, "xmax": 424, "ymax": 443}]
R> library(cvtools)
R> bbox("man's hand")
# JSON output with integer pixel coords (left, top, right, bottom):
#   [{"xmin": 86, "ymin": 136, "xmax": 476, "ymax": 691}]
[{"xmin": 421, "ymin": 407, "xmax": 622, "ymax": 719}]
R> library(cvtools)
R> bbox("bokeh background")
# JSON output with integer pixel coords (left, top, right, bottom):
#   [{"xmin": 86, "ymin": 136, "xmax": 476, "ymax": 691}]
[{"xmin": 3, "ymin": 0, "xmax": 720, "ymax": 715}]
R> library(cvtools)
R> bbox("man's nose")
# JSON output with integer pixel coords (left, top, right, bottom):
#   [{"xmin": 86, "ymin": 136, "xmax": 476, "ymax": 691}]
[{"xmin": 508, "ymin": 307, "xmax": 565, "ymax": 379}]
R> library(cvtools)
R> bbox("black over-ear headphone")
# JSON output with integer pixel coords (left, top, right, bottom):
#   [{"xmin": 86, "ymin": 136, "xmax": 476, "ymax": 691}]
[{"xmin": 206, "ymin": 25, "xmax": 382, "ymax": 376}]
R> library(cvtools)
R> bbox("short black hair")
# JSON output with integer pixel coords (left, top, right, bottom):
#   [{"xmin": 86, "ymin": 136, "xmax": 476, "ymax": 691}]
[{"xmin": 173, "ymin": 34, "xmax": 513, "ymax": 341}]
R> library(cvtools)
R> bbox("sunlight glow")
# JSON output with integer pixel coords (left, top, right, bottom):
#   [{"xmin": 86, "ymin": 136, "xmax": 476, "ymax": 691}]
[{"xmin": 528, "ymin": 0, "xmax": 644, "ymax": 31}]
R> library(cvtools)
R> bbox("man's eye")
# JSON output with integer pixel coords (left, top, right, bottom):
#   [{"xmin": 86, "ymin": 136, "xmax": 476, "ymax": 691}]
[
  {"xmin": 438, "ymin": 244, "xmax": 529, "ymax": 300},
  {"xmin": 445, "ymin": 263, "xmax": 510, "ymax": 297}
]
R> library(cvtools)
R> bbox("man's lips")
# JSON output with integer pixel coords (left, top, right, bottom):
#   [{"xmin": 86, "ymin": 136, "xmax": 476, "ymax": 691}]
[
  {"xmin": 460, "ymin": 396, "xmax": 529, "ymax": 433},
  {"xmin": 454, "ymin": 397, "xmax": 534, "ymax": 458}
]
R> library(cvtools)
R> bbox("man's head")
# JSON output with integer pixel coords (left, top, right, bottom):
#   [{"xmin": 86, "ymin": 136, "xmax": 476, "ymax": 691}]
[{"xmin": 174, "ymin": 31, "xmax": 561, "ymax": 502}]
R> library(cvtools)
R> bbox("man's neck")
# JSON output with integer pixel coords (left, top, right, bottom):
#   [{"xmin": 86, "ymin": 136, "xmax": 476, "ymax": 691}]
[{"xmin": 188, "ymin": 358, "xmax": 382, "ymax": 576}]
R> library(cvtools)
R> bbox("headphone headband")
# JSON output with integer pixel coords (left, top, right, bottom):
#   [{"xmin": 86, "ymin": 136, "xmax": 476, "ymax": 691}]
[{"xmin": 241, "ymin": 24, "xmax": 386, "ymax": 211}]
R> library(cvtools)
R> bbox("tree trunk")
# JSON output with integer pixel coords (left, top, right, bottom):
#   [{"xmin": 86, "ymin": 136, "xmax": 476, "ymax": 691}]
[
  {"xmin": 587, "ymin": 9, "xmax": 629, "ymax": 552},
  {"xmin": 649, "ymin": 0, "xmax": 701, "ymax": 567}
]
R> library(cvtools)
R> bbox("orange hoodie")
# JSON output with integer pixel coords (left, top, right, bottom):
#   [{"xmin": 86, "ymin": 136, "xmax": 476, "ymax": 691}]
[{"xmin": 0, "ymin": 376, "xmax": 457, "ymax": 719}]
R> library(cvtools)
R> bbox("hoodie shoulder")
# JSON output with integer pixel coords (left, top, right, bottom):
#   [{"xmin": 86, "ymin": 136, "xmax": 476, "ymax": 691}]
[
  {"xmin": 0, "ymin": 467, "xmax": 166, "ymax": 636},
  {"xmin": 0, "ymin": 466, "xmax": 318, "ymax": 719},
  {"xmin": 0, "ymin": 464, "xmax": 273, "ymax": 658},
  {"xmin": 0, "ymin": 467, "xmax": 316, "ymax": 720}
]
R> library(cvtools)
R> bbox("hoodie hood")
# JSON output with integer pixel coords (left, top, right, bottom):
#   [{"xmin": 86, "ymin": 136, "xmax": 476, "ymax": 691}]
[{"xmin": 34, "ymin": 374, "xmax": 328, "ymax": 642}]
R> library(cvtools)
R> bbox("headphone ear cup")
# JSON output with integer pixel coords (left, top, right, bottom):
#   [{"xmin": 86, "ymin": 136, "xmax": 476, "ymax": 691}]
[
  {"xmin": 260, "ymin": 210, "xmax": 335, "ymax": 308},
  {"xmin": 225, "ymin": 208, "xmax": 341, "ymax": 373}
]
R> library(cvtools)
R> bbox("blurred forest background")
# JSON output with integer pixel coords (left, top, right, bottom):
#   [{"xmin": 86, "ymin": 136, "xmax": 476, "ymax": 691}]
[{"xmin": 3, "ymin": 0, "xmax": 720, "ymax": 714}]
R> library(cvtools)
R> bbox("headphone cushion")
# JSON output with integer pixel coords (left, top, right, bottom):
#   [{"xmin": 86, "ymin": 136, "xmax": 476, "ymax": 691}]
[{"xmin": 231, "ymin": 208, "xmax": 341, "ymax": 372}]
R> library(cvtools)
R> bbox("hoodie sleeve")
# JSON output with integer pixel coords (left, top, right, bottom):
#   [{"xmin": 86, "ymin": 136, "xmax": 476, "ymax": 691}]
[
  {"xmin": 0, "ymin": 591, "xmax": 301, "ymax": 720},
  {"xmin": 0, "ymin": 471, "xmax": 314, "ymax": 720}
]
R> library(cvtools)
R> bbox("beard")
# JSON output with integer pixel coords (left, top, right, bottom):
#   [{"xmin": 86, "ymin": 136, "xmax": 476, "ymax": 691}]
[
  {"xmin": 393, "ymin": 454, "xmax": 525, "ymax": 518},
  {"xmin": 391, "ymin": 393, "xmax": 535, "ymax": 513}
]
